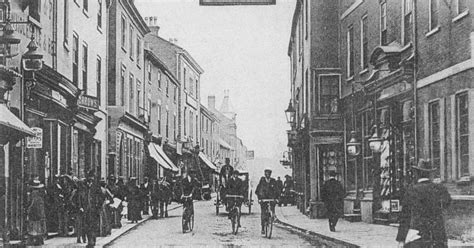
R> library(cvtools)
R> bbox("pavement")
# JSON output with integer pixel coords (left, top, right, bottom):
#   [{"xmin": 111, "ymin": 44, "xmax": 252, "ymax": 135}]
[
  {"xmin": 275, "ymin": 205, "xmax": 474, "ymax": 248},
  {"xmin": 42, "ymin": 203, "xmax": 182, "ymax": 248}
]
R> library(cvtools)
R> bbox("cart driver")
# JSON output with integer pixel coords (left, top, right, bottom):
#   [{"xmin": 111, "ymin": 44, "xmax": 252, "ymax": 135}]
[
  {"xmin": 226, "ymin": 170, "xmax": 244, "ymax": 213},
  {"xmin": 219, "ymin": 158, "xmax": 234, "ymax": 201}
]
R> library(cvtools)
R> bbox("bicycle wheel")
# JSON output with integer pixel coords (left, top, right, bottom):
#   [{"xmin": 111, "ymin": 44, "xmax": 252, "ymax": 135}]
[
  {"xmin": 189, "ymin": 213, "xmax": 194, "ymax": 231},
  {"xmin": 182, "ymin": 210, "xmax": 187, "ymax": 233},
  {"xmin": 265, "ymin": 212, "xmax": 273, "ymax": 238}
]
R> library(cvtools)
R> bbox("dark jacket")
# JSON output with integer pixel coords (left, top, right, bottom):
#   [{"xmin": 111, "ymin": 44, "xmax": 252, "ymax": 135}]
[
  {"xmin": 321, "ymin": 178, "xmax": 345, "ymax": 214},
  {"xmin": 396, "ymin": 180, "xmax": 451, "ymax": 245},
  {"xmin": 227, "ymin": 177, "xmax": 244, "ymax": 196},
  {"xmin": 181, "ymin": 176, "xmax": 199, "ymax": 196},
  {"xmin": 256, "ymin": 177, "xmax": 278, "ymax": 200}
]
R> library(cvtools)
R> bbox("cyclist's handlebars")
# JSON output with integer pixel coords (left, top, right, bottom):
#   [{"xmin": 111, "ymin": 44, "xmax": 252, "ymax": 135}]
[
  {"xmin": 181, "ymin": 194, "xmax": 193, "ymax": 199},
  {"xmin": 226, "ymin": 195, "xmax": 244, "ymax": 198},
  {"xmin": 259, "ymin": 199, "xmax": 277, "ymax": 203}
]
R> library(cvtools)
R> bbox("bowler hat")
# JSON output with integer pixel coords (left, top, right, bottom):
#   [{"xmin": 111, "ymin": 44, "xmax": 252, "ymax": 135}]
[
  {"xmin": 30, "ymin": 178, "xmax": 44, "ymax": 189},
  {"xmin": 412, "ymin": 159, "xmax": 436, "ymax": 172}
]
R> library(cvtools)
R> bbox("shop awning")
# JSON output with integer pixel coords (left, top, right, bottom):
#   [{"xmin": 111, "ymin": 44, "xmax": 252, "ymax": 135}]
[
  {"xmin": 0, "ymin": 104, "xmax": 34, "ymax": 136},
  {"xmin": 219, "ymin": 138, "xmax": 234, "ymax": 150},
  {"xmin": 199, "ymin": 152, "xmax": 217, "ymax": 171},
  {"xmin": 148, "ymin": 143, "xmax": 178, "ymax": 172}
]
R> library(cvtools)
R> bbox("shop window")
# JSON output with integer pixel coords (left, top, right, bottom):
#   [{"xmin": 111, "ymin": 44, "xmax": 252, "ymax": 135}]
[
  {"xmin": 429, "ymin": 101, "xmax": 441, "ymax": 178},
  {"xmin": 456, "ymin": 92, "xmax": 469, "ymax": 177},
  {"xmin": 319, "ymin": 75, "xmax": 340, "ymax": 114}
]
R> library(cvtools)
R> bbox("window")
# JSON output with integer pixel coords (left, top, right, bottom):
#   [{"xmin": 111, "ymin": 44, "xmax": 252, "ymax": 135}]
[
  {"xmin": 129, "ymin": 73, "xmax": 134, "ymax": 113},
  {"xmin": 195, "ymin": 79, "xmax": 198, "ymax": 97},
  {"xmin": 184, "ymin": 108, "xmax": 187, "ymax": 136},
  {"xmin": 136, "ymin": 80, "xmax": 141, "ymax": 114},
  {"xmin": 173, "ymin": 86, "xmax": 177, "ymax": 102},
  {"xmin": 158, "ymin": 71, "xmax": 162, "ymax": 89},
  {"xmin": 305, "ymin": 0, "xmax": 308, "ymax": 39},
  {"xmin": 319, "ymin": 75, "xmax": 339, "ymax": 114},
  {"xmin": 121, "ymin": 16, "xmax": 126, "ymax": 50},
  {"xmin": 72, "ymin": 33, "xmax": 79, "ymax": 85},
  {"xmin": 166, "ymin": 110, "xmax": 169, "ymax": 138},
  {"xmin": 166, "ymin": 78, "xmax": 169, "ymax": 96},
  {"xmin": 189, "ymin": 78, "xmax": 194, "ymax": 96},
  {"xmin": 183, "ymin": 68, "xmax": 187, "ymax": 89},
  {"xmin": 129, "ymin": 25, "xmax": 134, "ymax": 59},
  {"xmin": 361, "ymin": 15, "xmax": 368, "ymax": 69},
  {"xmin": 174, "ymin": 114, "xmax": 177, "ymax": 139},
  {"xmin": 64, "ymin": 0, "xmax": 69, "ymax": 44},
  {"xmin": 403, "ymin": 0, "xmax": 413, "ymax": 45},
  {"xmin": 196, "ymin": 115, "xmax": 199, "ymax": 141},
  {"xmin": 456, "ymin": 0, "xmax": 468, "ymax": 14},
  {"xmin": 96, "ymin": 56, "xmax": 101, "ymax": 104},
  {"xmin": 136, "ymin": 37, "xmax": 141, "ymax": 65},
  {"xmin": 298, "ymin": 15, "xmax": 303, "ymax": 57},
  {"xmin": 429, "ymin": 0, "xmax": 439, "ymax": 31},
  {"xmin": 380, "ymin": 1, "xmax": 387, "ymax": 45},
  {"xmin": 456, "ymin": 92, "xmax": 469, "ymax": 177},
  {"xmin": 147, "ymin": 61, "xmax": 152, "ymax": 82},
  {"xmin": 120, "ymin": 65, "xmax": 126, "ymax": 106},
  {"xmin": 158, "ymin": 104, "xmax": 162, "ymax": 135},
  {"xmin": 147, "ymin": 92, "xmax": 151, "ymax": 113},
  {"xmin": 83, "ymin": 0, "xmax": 88, "ymax": 12},
  {"xmin": 347, "ymin": 26, "xmax": 354, "ymax": 77},
  {"xmin": 97, "ymin": 0, "xmax": 102, "ymax": 29},
  {"xmin": 429, "ymin": 101, "xmax": 441, "ymax": 178},
  {"xmin": 189, "ymin": 110, "xmax": 194, "ymax": 138},
  {"xmin": 82, "ymin": 42, "xmax": 88, "ymax": 93}
]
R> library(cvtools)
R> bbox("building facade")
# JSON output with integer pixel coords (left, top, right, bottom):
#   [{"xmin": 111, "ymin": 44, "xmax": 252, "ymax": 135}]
[{"xmin": 107, "ymin": 0, "xmax": 149, "ymax": 182}]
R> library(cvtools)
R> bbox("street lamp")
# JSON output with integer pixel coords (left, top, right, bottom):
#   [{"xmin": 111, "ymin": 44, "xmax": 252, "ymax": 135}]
[
  {"xmin": 347, "ymin": 131, "xmax": 361, "ymax": 156},
  {"xmin": 22, "ymin": 35, "xmax": 43, "ymax": 71},
  {"xmin": 285, "ymin": 100, "xmax": 296, "ymax": 125},
  {"xmin": 368, "ymin": 126, "xmax": 383, "ymax": 153},
  {"xmin": 0, "ymin": 20, "xmax": 21, "ymax": 59}
]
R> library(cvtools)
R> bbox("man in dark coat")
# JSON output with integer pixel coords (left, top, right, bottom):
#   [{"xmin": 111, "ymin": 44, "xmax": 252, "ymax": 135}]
[
  {"xmin": 396, "ymin": 159, "xmax": 451, "ymax": 248},
  {"xmin": 106, "ymin": 175, "xmax": 122, "ymax": 228},
  {"xmin": 255, "ymin": 168, "xmax": 279, "ymax": 234},
  {"xmin": 226, "ymin": 170, "xmax": 244, "ymax": 212},
  {"xmin": 127, "ymin": 177, "xmax": 142, "ymax": 223},
  {"xmin": 276, "ymin": 177, "xmax": 283, "ymax": 206},
  {"xmin": 140, "ymin": 177, "xmax": 151, "ymax": 215},
  {"xmin": 181, "ymin": 170, "xmax": 199, "ymax": 232},
  {"xmin": 321, "ymin": 171, "xmax": 345, "ymax": 232},
  {"xmin": 84, "ymin": 172, "xmax": 105, "ymax": 248}
]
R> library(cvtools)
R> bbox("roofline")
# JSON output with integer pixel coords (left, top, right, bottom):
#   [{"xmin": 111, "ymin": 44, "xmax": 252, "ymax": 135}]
[
  {"xmin": 145, "ymin": 49, "xmax": 179, "ymax": 85},
  {"xmin": 200, "ymin": 104, "xmax": 219, "ymax": 121},
  {"xmin": 120, "ymin": 0, "xmax": 150, "ymax": 35},
  {"xmin": 288, "ymin": 0, "xmax": 302, "ymax": 56}
]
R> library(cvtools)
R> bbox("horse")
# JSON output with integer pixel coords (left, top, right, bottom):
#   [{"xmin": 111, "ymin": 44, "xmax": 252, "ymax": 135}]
[{"xmin": 151, "ymin": 177, "xmax": 173, "ymax": 218}]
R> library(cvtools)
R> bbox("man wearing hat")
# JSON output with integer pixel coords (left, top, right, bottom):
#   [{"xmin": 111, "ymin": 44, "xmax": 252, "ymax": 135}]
[
  {"xmin": 140, "ymin": 177, "xmax": 151, "ymax": 215},
  {"xmin": 396, "ymin": 159, "xmax": 451, "ymax": 247},
  {"xmin": 321, "ymin": 170, "xmax": 344, "ymax": 232},
  {"xmin": 255, "ymin": 168, "xmax": 279, "ymax": 234},
  {"xmin": 26, "ymin": 178, "xmax": 46, "ymax": 245},
  {"xmin": 84, "ymin": 171, "xmax": 105, "ymax": 248},
  {"xmin": 226, "ymin": 170, "xmax": 244, "ymax": 213}
]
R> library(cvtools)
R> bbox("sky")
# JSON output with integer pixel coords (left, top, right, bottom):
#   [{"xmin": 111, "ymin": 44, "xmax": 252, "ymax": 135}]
[{"xmin": 135, "ymin": 0, "xmax": 295, "ymax": 159}]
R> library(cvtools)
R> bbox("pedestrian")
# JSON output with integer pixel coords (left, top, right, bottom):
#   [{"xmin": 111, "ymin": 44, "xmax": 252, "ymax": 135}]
[
  {"xmin": 321, "ymin": 170, "xmax": 344, "ymax": 232},
  {"xmin": 127, "ymin": 177, "xmax": 142, "ymax": 223},
  {"xmin": 150, "ymin": 179, "xmax": 160, "ymax": 219},
  {"xmin": 26, "ymin": 178, "xmax": 47, "ymax": 245},
  {"xmin": 84, "ymin": 171, "xmax": 105, "ymax": 248},
  {"xmin": 71, "ymin": 178, "xmax": 87, "ymax": 243},
  {"xmin": 255, "ymin": 168, "xmax": 279, "ymax": 235},
  {"xmin": 396, "ymin": 159, "xmax": 451, "ymax": 248},
  {"xmin": 276, "ymin": 176, "xmax": 283, "ymax": 206},
  {"xmin": 107, "ymin": 175, "xmax": 122, "ymax": 228},
  {"xmin": 99, "ymin": 179, "xmax": 113, "ymax": 237},
  {"xmin": 140, "ymin": 177, "xmax": 151, "ymax": 215}
]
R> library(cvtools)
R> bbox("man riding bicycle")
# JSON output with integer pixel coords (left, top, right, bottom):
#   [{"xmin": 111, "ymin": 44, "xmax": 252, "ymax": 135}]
[
  {"xmin": 181, "ymin": 170, "xmax": 199, "ymax": 232},
  {"xmin": 226, "ymin": 170, "xmax": 244, "ymax": 216},
  {"xmin": 255, "ymin": 168, "xmax": 279, "ymax": 235}
]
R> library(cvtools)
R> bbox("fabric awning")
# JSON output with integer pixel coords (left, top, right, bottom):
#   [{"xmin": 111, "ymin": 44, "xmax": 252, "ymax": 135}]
[
  {"xmin": 0, "ymin": 104, "xmax": 34, "ymax": 136},
  {"xmin": 199, "ymin": 152, "xmax": 217, "ymax": 171},
  {"xmin": 147, "ymin": 143, "xmax": 178, "ymax": 172},
  {"xmin": 218, "ymin": 138, "xmax": 234, "ymax": 150}
]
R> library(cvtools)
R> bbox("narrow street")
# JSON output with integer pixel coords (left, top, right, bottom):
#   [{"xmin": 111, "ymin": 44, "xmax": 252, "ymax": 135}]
[{"xmin": 107, "ymin": 200, "xmax": 322, "ymax": 247}]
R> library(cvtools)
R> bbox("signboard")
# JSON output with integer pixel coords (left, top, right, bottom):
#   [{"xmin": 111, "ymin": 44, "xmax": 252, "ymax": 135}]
[
  {"xmin": 27, "ymin": 127, "xmax": 43, "ymax": 149},
  {"xmin": 246, "ymin": 150, "xmax": 255, "ymax": 160},
  {"xmin": 200, "ymin": 0, "xmax": 276, "ymax": 5}
]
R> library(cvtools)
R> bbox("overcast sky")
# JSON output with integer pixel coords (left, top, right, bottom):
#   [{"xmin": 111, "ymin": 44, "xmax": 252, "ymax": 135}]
[{"xmin": 136, "ymin": 0, "xmax": 295, "ymax": 159}]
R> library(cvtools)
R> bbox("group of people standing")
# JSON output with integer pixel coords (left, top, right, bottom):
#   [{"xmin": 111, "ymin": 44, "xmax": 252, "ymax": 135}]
[{"xmin": 25, "ymin": 172, "xmax": 174, "ymax": 247}]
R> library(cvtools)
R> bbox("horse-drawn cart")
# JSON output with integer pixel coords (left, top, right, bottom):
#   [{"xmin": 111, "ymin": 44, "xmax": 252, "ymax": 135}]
[{"xmin": 215, "ymin": 171, "xmax": 253, "ymax": 215}]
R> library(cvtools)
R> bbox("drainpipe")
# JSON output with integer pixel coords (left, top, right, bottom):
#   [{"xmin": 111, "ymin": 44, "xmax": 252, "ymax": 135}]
[{"xmin": 412, "ymin": 0, "xmax": 418, "ymax": 172}]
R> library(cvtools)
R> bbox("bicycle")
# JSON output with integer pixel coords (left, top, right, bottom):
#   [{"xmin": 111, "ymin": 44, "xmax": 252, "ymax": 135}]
[
  {"xmin": 181, "ymin": 194, "xmax": 194, "ymax": 233},
  {"xmin": 226, "ymin": 195, "xmax": 243, "ymax": 234},
  {"xmin": 259, "ymin": 199, "xmax": 276, "ymax": 239}
]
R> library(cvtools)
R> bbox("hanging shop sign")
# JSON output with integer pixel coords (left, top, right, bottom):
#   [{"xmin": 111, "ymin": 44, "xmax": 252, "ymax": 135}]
[{"xmin": 26, "ymin": 127, "xmax": 43, "ymax": 149}]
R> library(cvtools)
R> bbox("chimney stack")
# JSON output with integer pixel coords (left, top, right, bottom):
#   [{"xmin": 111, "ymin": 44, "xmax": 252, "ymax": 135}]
[
  {"xmin": 145, "ymin": 16, "xmax": 160, "ymax": 36},
  {"xmin": 208, "ymin": 96, "xmax": 216, "ymax": 110}
]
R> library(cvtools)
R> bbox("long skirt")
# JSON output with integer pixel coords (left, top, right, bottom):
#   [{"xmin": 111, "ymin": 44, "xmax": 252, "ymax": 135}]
[{"xmin": 127, "ymin": 199, "xmax": 142, "ymax": 222}]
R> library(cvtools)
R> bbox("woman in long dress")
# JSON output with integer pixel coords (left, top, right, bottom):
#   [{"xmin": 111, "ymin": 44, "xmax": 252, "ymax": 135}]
[
  {"xmin": 26, "ymin": 178, "xmax": 47, "ymax": 245},
  {"xmin": 127, "ymin": 178, "xmax": 142, "ymax": 223}
]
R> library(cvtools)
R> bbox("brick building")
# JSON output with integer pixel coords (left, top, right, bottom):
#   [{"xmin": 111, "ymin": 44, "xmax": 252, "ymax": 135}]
[{"xmin": 107, "ymin": 0, "xmax": 149, "ymax": 182}]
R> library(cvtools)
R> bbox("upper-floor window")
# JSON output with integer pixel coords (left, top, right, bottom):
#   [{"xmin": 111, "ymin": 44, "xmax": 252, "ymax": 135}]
[
  {"xmin": 305, "ymin": 0, "xmax": 308, "ymax": 39},
  {"xmin": 173, "ymin": 86, "xmax": 177, "ymax": 102},
  {"xmin": 158, "ymin": 71, "xmax": 162, "ymax": 89},
  {"xmin": 147, "ymin": 62, "xmax": 152, "ymax": 82},
  {"xmin": 183, "ymin": 68, "xmax": 187, "ymax": 89},
  {"xmin": 97, "ymin": 0, "xmax": 102, "ymax": 30},
  {"xmin": 136, "ymin": 79, "xmax": 141, "ymax": 115},
  {"xmin": 189, "ymin": 78, "xmax": 194, "ymax": 96},
  {"xmin": 136, "ymin": 38, "xmax": 141, "ymax": 65},
  {"xmin": 298, "ymin": 14, "xmax": 303, "ymax": 58},
  {"xmin": 429, "ymin": 0, "xmax": 439, "ymax": 31},
  {"xmin": 319, "ymin": 75, "xmax": 340, "ymax": 114},
  {"xmin": 166, "ymin": 78, "xmax": 169, "ymax": 96},
  {"xmin": 72, "ymin": 33, "xmax": 79, "ymax": 85},
  {"xmin": 96, "ymin": 56, "xmax": 102, "ymax": 104},
  {"xmin": 456, "ymin": 0, "xmax": 468, "ymax": 15},
  {"xmin": 121, "ymin": 65, "xmax": 126, "ymax": 106},
  {"xmin": 82, "ymin": 42, "xmax": 88, "ymax": 93},
  {"xmin": 361, "ymin": 15, "xmax": 368, "ymax": 70},
  {"xmin": 347, "ymin": 26, "xmax": 354, "ymax": 78},
  {"xmin": 456, "ymin": 92, "xmax": 469, "ymax": 177},
  {"xmin": 195, "ymin": 79, "xmax": 198, "ymax": 97},
  {"xmin": 403, "ymin": 0, "xmax": 413, "ymax": 45},
  {"xmin": 158, "ymin": 104, "xmax": 162, "ymax": 135},
  {"xmin": 121, "ymin": 16, "xmax": 126, "ymax": 50},
  {"xmin": 429, "ymin": 101, "xmax": 441, "ymax": 179},
  {"xmin": 380, "ymin": 1, "xmax": 387, "ymax": 45},
  {"xmin": 64, "ymin": 1, "xmax": 69, "ymax": 44},
  {"xmin": 129, "ymin": 73, "xmax": 134, "ymax": 113},
  {"xmin": 166, "ymin": 110, "xmax": 169, "ymax": 138},
  {"xmin": 129, "ymin": 25, "xmax": 134, "ymax": 60},
  {"xmin": 83, "ymin": 0, "xmax": 88, "ymax": 12}
]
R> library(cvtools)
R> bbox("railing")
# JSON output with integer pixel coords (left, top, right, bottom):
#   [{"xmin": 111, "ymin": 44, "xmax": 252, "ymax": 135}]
[{"xmin": 78, "ymin": 94, "xmax": 99, "ymax": 110}]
